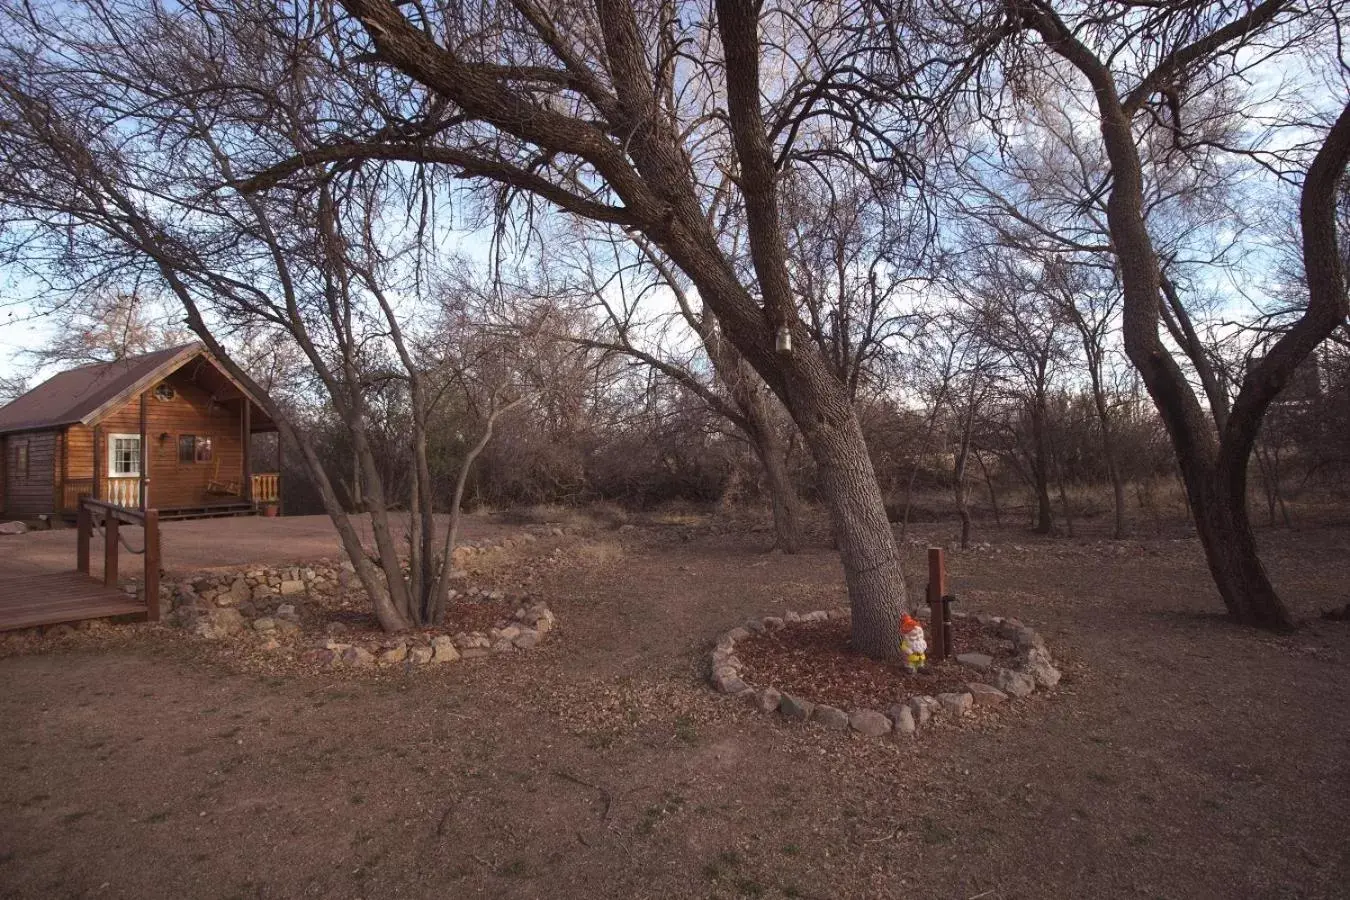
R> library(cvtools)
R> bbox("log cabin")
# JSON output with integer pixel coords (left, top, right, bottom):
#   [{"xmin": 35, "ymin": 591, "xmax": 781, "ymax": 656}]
[{"xmin": 0, "ymin": 343, "xmax": 281, "ymax": 520}]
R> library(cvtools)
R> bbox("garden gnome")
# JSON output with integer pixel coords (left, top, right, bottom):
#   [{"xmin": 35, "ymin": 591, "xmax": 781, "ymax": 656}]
[{"xmin": 900, "ymin": 614, "xmax": 927, "ymax": 673}]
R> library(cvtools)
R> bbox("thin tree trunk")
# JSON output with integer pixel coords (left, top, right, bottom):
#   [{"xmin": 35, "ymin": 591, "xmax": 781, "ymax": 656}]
[
  {"xmin": 975, "ymin": 449, "xmax": 1001, "ymax": 526},
  {"xmin": 1110, "ymin": 463, "xmax": 1128, "ymax": 540},
  {"xmin": 954, "ymin": 425, "xmax": 974, "ymax": 549},
  {"xmin": 1085, "ymin": 342, "xmax": 1128, "ymax": 538},
  {"xmin": 1051, "ymin": 437, "xmax": 1074, "ymax": 538},
  {"xmin": 432, "ymin": 397, "xmax": 523, "ymax": 621},
  {"xmin": 751, "ymin": 424, "xmax": 802, "ymax": 553},
  {"xmin": 408, "ymin": 463, "xmax": 423, "ymax": 610},
  {"xmin": 1030, "ymin": 403, "xmax": 1053, "ymax": 534},
  {"xmin": 181, "ymin": 319, "xmax": 411, "ymax": 631},
  {"xmin": 353, "ymin": 430, "xmax": 417, "ymax": 623}
]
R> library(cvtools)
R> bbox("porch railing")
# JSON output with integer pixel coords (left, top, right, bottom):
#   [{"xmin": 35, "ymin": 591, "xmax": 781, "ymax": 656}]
[
  {"xmin": 251, "ymin": 472, "xmax": 280, "ymax": 503},
  {"xmin": 106, "ymin": 477, "xmax": 142, "ymax": 509},
  {"xmin": 62, "ymin": 478, "xmax": 95, "ymax": 512},
  {"xmin": 77, "ymin": 498, "xmax": 160, "ymax": 622}
]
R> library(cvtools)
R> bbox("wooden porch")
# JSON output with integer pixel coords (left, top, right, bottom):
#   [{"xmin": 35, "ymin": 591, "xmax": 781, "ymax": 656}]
[
  {"xmin": 59, "ymin": 472, "xmax": 281, "ymax": 520},
  {"xmin": 0, "ymin": 499, "xmax": 158, "ymax": 632},
  {"xmin": 0, "ymin": 571, "xmax": 146, "ymax": 631}
]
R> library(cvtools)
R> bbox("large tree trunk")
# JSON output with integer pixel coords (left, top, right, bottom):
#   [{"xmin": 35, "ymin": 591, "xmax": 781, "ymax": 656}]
[
  {"xmin": 806, "ymin": 413, "xmax": 906, "ymax": 659},
  {"xmin": 1189, "ymin": 460, "xmax": 1291, "ymax": 628},
  {"xmin": 713, "ymin": 0, "xmax": 906, "ymax": 657}
]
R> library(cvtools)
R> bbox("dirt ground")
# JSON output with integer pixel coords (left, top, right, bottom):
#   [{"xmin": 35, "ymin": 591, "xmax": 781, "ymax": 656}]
[
  {"xmin": 2, "ymin": 511, "xmax": 1350, "ymax": 899},
  {"xmin": 2, "ymin": 513, "xmax": 512, "ymax": 578}
]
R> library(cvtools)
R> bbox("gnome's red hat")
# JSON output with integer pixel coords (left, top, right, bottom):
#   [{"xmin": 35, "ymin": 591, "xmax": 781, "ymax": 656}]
[{"xmin": 900, "ymin": 614, "xmax": 921, "ymax": 633}]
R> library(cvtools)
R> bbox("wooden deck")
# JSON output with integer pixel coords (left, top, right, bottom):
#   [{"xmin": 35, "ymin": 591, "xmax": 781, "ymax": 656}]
[
  {"xmin": 0, "ymin": 571, "xmax": 147, "ymax": 631},
  {"xmin": 159, "ymin": 500, "xmax": 256, "ymax": 521}
]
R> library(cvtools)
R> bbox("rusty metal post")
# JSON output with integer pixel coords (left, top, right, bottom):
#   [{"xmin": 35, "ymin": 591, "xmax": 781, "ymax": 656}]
[{"xmin": 927, "ymin": 547, "xmax": 946, "ymax": 661}]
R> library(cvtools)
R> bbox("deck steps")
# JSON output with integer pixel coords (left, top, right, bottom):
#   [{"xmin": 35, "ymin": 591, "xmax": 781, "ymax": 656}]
[{"xmin": 158, "ymin": 503, "xmax": 257, "ymax": 521}]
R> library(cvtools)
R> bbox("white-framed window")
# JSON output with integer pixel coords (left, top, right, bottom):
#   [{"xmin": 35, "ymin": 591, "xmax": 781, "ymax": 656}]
[{"xmin": 108, "ymin": 433, "xmax": 142, "ymax": 477}]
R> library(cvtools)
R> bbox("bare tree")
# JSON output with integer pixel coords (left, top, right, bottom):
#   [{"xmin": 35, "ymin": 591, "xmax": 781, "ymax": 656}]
[
  {"xmin": 235, "ymin": 0, "xmax": 954, "ymax": 656},
  {"xmin": 13, "ymin": 291, "xmax": 190, "ymax": 370},
  {"xmin": 958, "ymin": 246, "xmax": 1074, "ymax": 534},
  {"xmin": 550, "ymin": 227, "xmax": 805, "ymax": 552},
  {"xmin": 1046, "ymin": 262, "xmax": 1129, "ymax": 538},
  {"xmin": 0, "ymin": 1, "xmax": 523, "ymax": 631},
  {"xmin": 998, "ymin": 0, "xmax": 1350, "ymax": 627}
]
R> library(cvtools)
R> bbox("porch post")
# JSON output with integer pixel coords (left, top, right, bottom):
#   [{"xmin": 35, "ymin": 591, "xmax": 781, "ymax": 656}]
[
  {"xmin": 104, "ymin": 514, "xmax": 119, "ymax": 587},
  {"xmin": 276, "ymin": 434, "xmax": 283, "ymax": 516},
  {"xmin": 242, "ymin": 401, "xmax": 253, "ymax": 502},
  {"xmin": 92, "ymin": 425, "xmax": 102, "ymax": 500},
  {"xmin": 139, "ymin": 392, "xmax": 149, "ymax": 510},
  {"xmin": 143, "ymin": 508, "xmax": 160, "ymax": 622},
  {"xmin": 76, "ymin": 502, "xmax": 90, "ymax": 574}
]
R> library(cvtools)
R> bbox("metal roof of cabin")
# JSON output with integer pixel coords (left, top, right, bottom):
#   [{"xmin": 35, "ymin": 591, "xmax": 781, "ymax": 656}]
[{"xmin": 0, "ymin": 343, "xmax": 230, "ymax": 434}]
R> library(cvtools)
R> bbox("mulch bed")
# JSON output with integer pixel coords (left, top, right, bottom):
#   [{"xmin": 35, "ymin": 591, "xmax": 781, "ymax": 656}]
[{"xmin": 735, "ymin": 617, "xmax": 1018, "ymax": 711}]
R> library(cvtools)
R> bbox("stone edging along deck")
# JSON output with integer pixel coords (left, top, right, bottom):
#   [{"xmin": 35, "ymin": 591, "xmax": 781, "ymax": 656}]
[{"xmin": 708, "ymin": 608, "xmax": 1061, "ymax": 738}]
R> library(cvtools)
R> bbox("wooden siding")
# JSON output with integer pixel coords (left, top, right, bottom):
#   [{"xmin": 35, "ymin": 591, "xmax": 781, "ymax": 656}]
[
  {"xmin": 58, "ymin": 369, "xmax": 247, "ymax": 510},
  {"xmin": 3, "ymin": 430, "xmax": 57, "ymax": 518}
]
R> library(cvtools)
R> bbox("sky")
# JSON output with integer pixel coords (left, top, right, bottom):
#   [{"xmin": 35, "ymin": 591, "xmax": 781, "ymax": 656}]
[{"xmin": 0, "ymin": 274, "xmax": 54, "ymax": 382}]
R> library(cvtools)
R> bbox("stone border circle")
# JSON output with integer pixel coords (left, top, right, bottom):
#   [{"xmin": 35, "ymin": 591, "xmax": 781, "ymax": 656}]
[
  {"xmin": 151, "ymin": 560, "xmax": 557, "ymax": 670},
  {"xmin": 709, "ymin": 607, "xmax": 1060, "ymax": 739}
]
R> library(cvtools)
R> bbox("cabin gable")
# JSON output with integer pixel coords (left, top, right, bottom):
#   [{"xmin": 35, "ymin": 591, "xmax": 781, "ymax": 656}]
[{"xmin": 91, "ymin": 369, "xmax": 246, "ymax": 508}]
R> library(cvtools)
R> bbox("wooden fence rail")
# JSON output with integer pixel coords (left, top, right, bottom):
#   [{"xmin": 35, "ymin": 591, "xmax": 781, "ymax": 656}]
[{"xmin": 77, "ymin": 498, "xmax": 160, "ymax": 622}]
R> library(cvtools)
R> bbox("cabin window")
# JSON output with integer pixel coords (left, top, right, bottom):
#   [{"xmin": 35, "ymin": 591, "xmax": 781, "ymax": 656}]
[
  {"xmin": 178, "ymin": 435, "xmax": 212, "ymax": 463},
  {"xmin": 176, "ymin": 435, "xmax": 214, "ymax": 463},
  {"xmin": 14, "ymin": 440, "xmax": 28, "ymax": 478},
  {"xmin": 108, "ymin": 434, "xmax": 141, "ymax": 477}
]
